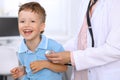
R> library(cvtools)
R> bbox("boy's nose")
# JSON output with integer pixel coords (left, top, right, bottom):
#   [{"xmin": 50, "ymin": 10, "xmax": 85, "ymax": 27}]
[{"xmin": 25, "ymin": 22, "xmax": 30, "ymax": 27}]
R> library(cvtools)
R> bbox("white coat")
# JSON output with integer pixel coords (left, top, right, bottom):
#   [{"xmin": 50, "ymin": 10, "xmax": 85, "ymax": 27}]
[{"xmin": 64, "ymin": 0, "xmax": 120, "ymax": 80}]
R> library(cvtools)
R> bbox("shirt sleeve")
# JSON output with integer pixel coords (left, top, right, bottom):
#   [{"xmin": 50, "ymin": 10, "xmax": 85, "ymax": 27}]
[
  {"xmin": 18, "ymin": 53, "xmax": 24, "ymax": 66},
  {"xmin": 55, "ymin": 44, "xmax": 65, "ymax": 52},
  {"xmin": 49, "ymin": 39, "xmax": 65, "ymax": 52},
  {"xmin": 71, "ymin": 52, "xmax": 75, "ymax": 66}
]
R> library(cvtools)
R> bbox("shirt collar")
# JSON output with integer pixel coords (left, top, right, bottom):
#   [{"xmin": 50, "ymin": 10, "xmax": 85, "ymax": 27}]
[
  {"xmin": 38, "ymin": 35, "xmax": 48, "ymax": 50},
  {"xmin": 18, "ymin": 35, "xmax": 48, "ymax": 53}
]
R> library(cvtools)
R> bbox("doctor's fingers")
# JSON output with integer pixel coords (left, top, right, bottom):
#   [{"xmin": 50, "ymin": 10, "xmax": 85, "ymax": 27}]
[
  {"xmin": 46, "ymin": 55, "xmax": 62, "ymax": 60},
  {"xmin": 46, "ymin": 53, "xmax": 60, "ymax": 58},
  {"xmin": 47, "ymin": 57, "xmax": 63, "ymax": 64}
]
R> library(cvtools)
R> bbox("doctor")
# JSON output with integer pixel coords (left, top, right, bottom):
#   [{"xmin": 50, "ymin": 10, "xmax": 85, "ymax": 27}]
[{"xmin": 46, "ymin": 0, "xmax": 120, "ymax": 80}]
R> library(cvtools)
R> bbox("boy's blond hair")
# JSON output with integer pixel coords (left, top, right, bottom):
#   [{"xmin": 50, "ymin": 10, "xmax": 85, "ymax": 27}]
[{"xmin": 18, "ymin": 2, "xmax": 46, "ymax": 23}]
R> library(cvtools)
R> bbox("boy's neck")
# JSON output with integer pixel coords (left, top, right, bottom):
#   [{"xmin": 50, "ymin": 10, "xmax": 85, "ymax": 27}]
[{"xmin": 26, "ymin": 37, "xmax": 41, "ymax": 52}]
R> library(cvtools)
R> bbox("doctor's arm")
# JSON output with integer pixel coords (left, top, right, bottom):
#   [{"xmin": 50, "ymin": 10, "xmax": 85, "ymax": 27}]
[
  {"xmin": 46, "ymin": 0, "xmax": 120, "ymax": 70},
  {"xmin": 69, "ymin": 0, "xmax": 120, "ymax": 70}
]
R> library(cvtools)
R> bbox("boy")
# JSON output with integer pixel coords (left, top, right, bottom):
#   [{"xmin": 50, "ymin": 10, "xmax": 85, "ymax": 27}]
[{"xmin": 10, "ymin": 2, "xmax": 67, "ymax": 80}]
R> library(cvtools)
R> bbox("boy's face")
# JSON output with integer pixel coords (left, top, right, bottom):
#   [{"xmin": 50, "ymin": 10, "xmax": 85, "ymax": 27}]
[{"xmin": 18, "ymin": 10, "xmax": 45, "ymax": 41}]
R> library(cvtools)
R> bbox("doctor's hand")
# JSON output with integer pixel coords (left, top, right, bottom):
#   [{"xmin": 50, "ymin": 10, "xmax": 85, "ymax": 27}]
[{"xmin": 46, "ymin": 51, "xmax": 71, "ymax": 65}]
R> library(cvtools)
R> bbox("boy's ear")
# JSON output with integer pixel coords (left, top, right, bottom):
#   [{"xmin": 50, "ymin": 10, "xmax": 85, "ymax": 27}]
[{"xmin": 40, "ymin": 23, "xmax": 45, "ymax": 32}]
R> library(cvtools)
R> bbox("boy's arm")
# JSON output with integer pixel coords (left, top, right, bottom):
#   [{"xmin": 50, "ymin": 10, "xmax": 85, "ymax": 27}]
[
  {"xmin": 30, "ymin": 60, "xmax": 67, "ymax": 73},
  {"xmin": 46, "ymin": 44, "xmax": 68, "ymax": 72},
  {"xmin": 45, "ymin": 61, "xmax": 68, "ymax": 72}
]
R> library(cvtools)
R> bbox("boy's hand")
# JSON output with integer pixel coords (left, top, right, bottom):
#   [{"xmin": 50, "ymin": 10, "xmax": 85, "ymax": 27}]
[
  {"xmin": 10, "ymin": 66, "xmax": 25, "ymax": 79},
  {"xmin": 30, "ymin": 60, "xmax": 49, "ymax": 73}
]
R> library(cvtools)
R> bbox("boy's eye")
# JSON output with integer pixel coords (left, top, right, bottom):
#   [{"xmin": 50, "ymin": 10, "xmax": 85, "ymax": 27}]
[
  {"xmin": 31, "ymin": 20, "xmax": 35, "ymax": 23},
  {"xmin": 19, "ymin": 21, "xmax": 24, "ymax": 23}
]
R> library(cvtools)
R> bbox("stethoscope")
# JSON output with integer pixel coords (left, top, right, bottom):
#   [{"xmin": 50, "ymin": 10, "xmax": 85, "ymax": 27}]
[
  {"xmin": 45, "ymin": 0, "xmax": 97, "ymax": 66},
  {"xmin": 87, "ymin": 0, "xmax": 97, "ymax": 47}
]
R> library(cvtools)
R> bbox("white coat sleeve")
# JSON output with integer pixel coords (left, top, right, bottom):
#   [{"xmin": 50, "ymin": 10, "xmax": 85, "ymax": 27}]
[{"xmin": 72, "ymin": 0, "xmax": 120, "ymax": 71}]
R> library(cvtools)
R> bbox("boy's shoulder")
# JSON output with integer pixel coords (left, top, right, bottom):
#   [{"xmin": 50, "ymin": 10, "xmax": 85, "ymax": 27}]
[
  {"xmin": 44, "ymin": 35, "xmax": 62, "ymax": 46},
  {"xmin": 43, "ymin": 35, "xmax": 64, "ymax": 52}
]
